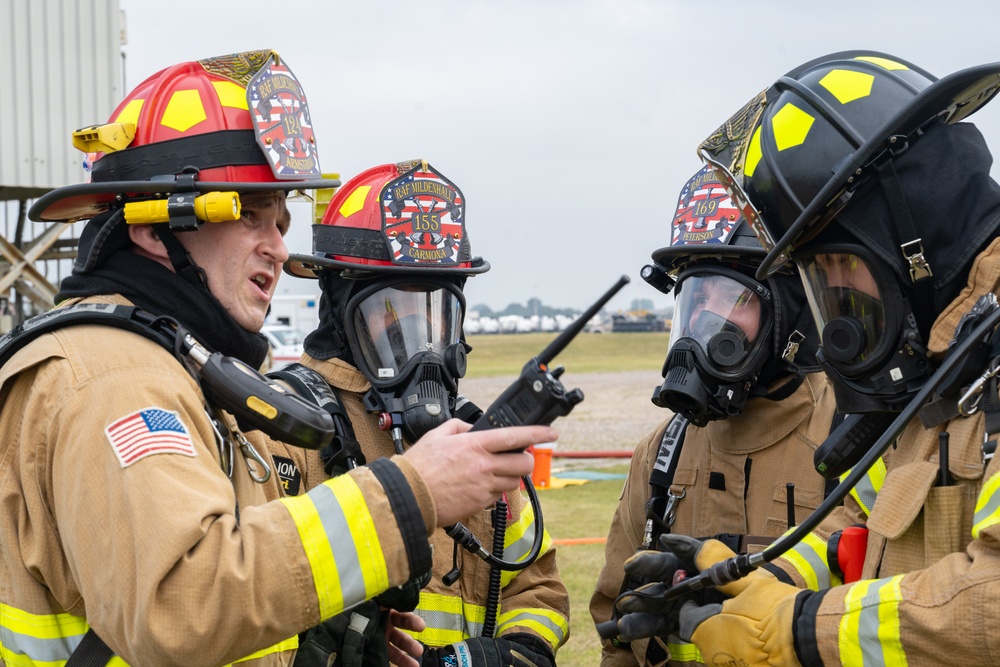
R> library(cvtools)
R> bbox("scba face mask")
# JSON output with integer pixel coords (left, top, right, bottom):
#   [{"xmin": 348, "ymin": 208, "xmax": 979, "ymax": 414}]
[
  {"xmin": 345, "ymin": 277, "xmax": 469, "ymax": 445},
  {"xmin": 655, "ymin": 266, "xmax": 775, "ymax": 426},
  {"xmin": 798, "ymin": 245, "xmax": 931, "ymax": 413}
]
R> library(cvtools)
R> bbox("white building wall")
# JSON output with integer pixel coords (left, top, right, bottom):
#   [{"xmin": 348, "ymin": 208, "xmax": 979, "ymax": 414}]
[{"xmin": 0, "ymin": 0, "xmax": 122, "ymax": 198}]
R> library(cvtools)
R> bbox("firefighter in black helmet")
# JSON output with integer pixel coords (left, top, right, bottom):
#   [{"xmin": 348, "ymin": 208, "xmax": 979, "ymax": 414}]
[{"xmin": 616, "ymin": 50, "xmax": 1000, "ymax": 667}]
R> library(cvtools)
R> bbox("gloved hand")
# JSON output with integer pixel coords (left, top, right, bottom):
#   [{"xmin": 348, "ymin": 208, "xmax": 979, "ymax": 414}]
[
  {"xmin": 421, "ymin": 634, "xmax": 554, "ymax": 667},
  {"xmin": 655, "ymin": 535, "xmax": 807, "ymax": 667},
  {"xmin": 294, "ymin": 600, "xmax": 388, "ymax": 667},
  {"xmin": 613, "ymin": 534, "xmax": 727, "ymax": 641},
  {"xmin": 678, "ymin": 574, "xmax": 805, "ymax": 667}
]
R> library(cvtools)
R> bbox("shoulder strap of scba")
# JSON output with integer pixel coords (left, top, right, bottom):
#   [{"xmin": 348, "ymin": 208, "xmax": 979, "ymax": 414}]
[
  {"xmin": 0, "ymin": 303, "xmax": 176, "ymax": 368},
  {"xmin": 649, "ymin": 412, "xmax": 688, "ymax": 491},
  {"xmin": 0, "ymin": 305, "xmax": 178, "ymax": 667},
  {"xmin": 266, "ymin": 362, "xmax": 366, "ymax": 473}
]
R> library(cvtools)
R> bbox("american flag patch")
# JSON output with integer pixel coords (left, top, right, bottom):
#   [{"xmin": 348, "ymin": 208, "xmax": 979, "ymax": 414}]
[{"xmin": 104, "ymin": 408, "xmax": 197, "ymax": 467}]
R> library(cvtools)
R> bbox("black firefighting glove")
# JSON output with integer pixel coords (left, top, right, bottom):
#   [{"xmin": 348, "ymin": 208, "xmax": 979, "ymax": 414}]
[
  {"xmin": 294, "ymin": 600, "xmax": 388, "ymax": 667},
  {"xmin": 614, "ymin": 534, "xmax": 726, "ymax": 642},
  {"xmin": 421, "ymin": 633, "xmax": 554, "ymax": 667}
]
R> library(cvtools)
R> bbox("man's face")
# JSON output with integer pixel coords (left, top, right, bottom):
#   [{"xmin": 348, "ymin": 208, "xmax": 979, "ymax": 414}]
[{"xmin": 178, "ymin": 192, "xmax": 290, "ymax": 332}]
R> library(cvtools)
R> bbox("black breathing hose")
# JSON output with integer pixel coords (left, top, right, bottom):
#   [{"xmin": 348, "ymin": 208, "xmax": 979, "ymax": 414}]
[{"xmin": 597, "ymin": 306, "xmax": 1000, "ymax": 639}]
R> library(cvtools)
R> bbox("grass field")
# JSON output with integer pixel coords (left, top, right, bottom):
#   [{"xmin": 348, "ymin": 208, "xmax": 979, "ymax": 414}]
[
  {"xmin": 465, "ymin": 331, "xmax": 669, "ymax": 377},
  {"xmin": 535, "ymin": 465, "xmax": 630, "ymax": 665},
  {"xmin": 466, "ymin": 333, "xmax": 669, "ymax": 667},
  {"xmin": 463, "ymin": 332, "xmax": 663, "ymax": 665}
]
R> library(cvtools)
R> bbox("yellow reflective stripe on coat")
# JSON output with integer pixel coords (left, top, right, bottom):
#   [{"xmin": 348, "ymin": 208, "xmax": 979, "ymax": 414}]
[
  {"xmin": 0, "ymin": 602, "xmax": 295, "ymax": 667},
  {"xmin": 838, "ymin": 575, "xmax": 907, "ymax": 667},
  {"xmin": 973, "ymin": 470, "xmax": 1000, "ymax": 539},
  {"xmin": 842, "ymin": 457, "xmax": 887, "ymax": 517},
  {"xmin": 667, "ymin": 636, "xmax": 703, "ymax": 663},
  {"xmin": 280, "ymin": 475, "xmax": 388, "ymax": 619},
  {"xmin": 229, "ymin": 636, "xmax": 298, "ymax": 664},
  {"xmin": 777, "ymin": 530, "xmax": 842, "ymax": 591},
  {"xmin": 410, "ymin": 592, "xmax": 485, "ymax": 646},
  {"xmin": 499, "ymin": 501, "xmax": 554, "ymax": 589},
  {"xmin": 496, "ymin": 607, "xmax": 568, "ymax": 648},
  {"xmin": 0, "ymin": 603, "xmax": 89, "ymax": 666}
]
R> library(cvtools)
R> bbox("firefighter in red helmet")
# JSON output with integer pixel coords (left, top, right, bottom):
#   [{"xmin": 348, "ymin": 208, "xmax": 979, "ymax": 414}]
[
  {"xmin": 0, "ymin": 51, "xmax": 550, "ymax": 666},
  {"xmin": 267, "ymin": 160, "xmax": 570, "ymax": 667}
]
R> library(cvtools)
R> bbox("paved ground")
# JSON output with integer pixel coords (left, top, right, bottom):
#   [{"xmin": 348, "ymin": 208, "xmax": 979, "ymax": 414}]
[{"xmin": 460, "ymin": 370, "xmax": 668, "ymax": 467}]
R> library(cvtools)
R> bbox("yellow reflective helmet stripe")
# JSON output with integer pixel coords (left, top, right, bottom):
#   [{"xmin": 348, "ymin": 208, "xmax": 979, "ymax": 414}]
[
  {"xmin": 819, "ymin": 70, "xmax": 876, "ymax": 104},
  {"xmin": 839, "ymin": 575, "xmax": 908, "ymax": 667},
  {"xmin": 973, "ymin": 470, "xmax": 1000, "ymax": 538},
  {"xmin": 280, "ymin": 475, "xmax": 388, "ymax": 619},
  {"xmin": 496, "ymin": 607, "xmax": 569, "ymax": 649},
  {"xmin": 744, "ymin": 126, "xmax": 764, "ymax": 178},
  {"xmin": 778, "ymin": 530, "xmax": 842, "ymax": 591},
  {"xmin": 853, "ymin": 56, "xmax": 910, "ymax": 71},
  {"xmin": 771, "ymin": 103, "xmax": 815, "ymax": 152},
  {"xmin": 160, "ymin": 89, "xmax": 208, "ymax": 133}
]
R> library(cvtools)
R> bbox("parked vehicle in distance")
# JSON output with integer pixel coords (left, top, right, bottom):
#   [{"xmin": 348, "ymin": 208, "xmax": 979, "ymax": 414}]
[{"xmin": 261, "ymin": 324, "xmax": 306, "ymax": 372}]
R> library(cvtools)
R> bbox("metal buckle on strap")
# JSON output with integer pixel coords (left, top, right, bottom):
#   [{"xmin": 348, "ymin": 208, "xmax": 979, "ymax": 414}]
[
  {"xmin": 782, "ymin": 330, "xmax": 805, "ymax": 363},
  {"xmin": 958, "ymin": 357, "xmax": 1000, "ymax": 416},
  {"xmin": 662, "ymin": 489, "xmax": 685, "ymax": 529},
  {"xmin": 900, "ymin": 239, "xmax": 933, "ymax": 282}
]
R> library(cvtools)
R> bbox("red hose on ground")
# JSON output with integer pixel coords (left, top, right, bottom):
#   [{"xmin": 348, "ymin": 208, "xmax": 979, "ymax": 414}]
[{"xmin": 552, "ymin": 451, "xmax": 633, "ymax": 458}]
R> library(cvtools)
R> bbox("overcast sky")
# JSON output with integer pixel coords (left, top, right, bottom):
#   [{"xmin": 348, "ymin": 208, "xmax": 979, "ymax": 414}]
[{"xmin": 116, "ymin": 0, "xmax": 1000, "ymax": 313}]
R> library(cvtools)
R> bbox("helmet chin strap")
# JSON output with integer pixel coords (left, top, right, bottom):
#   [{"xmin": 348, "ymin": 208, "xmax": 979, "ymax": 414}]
[{"xmin": 153, "ymin": 223, "xmax": 208, "ymax": 287}]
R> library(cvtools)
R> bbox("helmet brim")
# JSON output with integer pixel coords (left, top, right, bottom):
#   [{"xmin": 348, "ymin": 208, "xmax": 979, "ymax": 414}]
[
  {"xmin": 651, "ymin": 242, "xmax": 767, "ymax": 271},
  {"xmin": 758, "ymin": 61, "xmax": 1000, "ymax": 279},
  {"xmin": 284, "ymin": 252, "xmax": 491, "ymax": 279},
  {"xmin": 28, "ymin": 177, "xmax": 341, "ymax": 223}
]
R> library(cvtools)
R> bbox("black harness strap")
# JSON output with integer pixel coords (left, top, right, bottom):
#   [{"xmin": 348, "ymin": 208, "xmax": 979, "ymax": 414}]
[
  {"xmin": 65, "ymin": 629, "xmax": 115, "ymax": 667},
  {"xmin": 0, "ymin": 303, "xmax": 174, "ymax": 367},
  {"xmin": 267, "ymin": 362, "xmax": 366, "ymax": 473}
]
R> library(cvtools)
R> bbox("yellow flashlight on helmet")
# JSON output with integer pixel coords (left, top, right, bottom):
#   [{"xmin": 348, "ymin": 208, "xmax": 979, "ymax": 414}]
[{"xmin": 124, "ymin": 191, "xmax": 242, "ymax": 225}]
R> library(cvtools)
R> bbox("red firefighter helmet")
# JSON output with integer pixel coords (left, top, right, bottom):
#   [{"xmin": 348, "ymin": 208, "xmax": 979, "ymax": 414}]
[
  {"xmin": 29, "ymin": 49, "xmax": 337, "ymax": 223},
  {"xmin": 286, "ymin": 159, "xmax": 490, "ymax": 278}
]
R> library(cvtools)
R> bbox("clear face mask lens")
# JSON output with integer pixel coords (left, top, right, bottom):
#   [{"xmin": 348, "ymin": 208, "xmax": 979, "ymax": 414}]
[
  {"xmin": 669, "ymin": 272, "xmax": 763, "ymax": 370},
  {"xmin": 802, "ymin": 253, "xmax": 886, "ymax": 364},
  {"xmin": 350, "ymin": 283, "xmax": 463, "ymax": 385}
]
